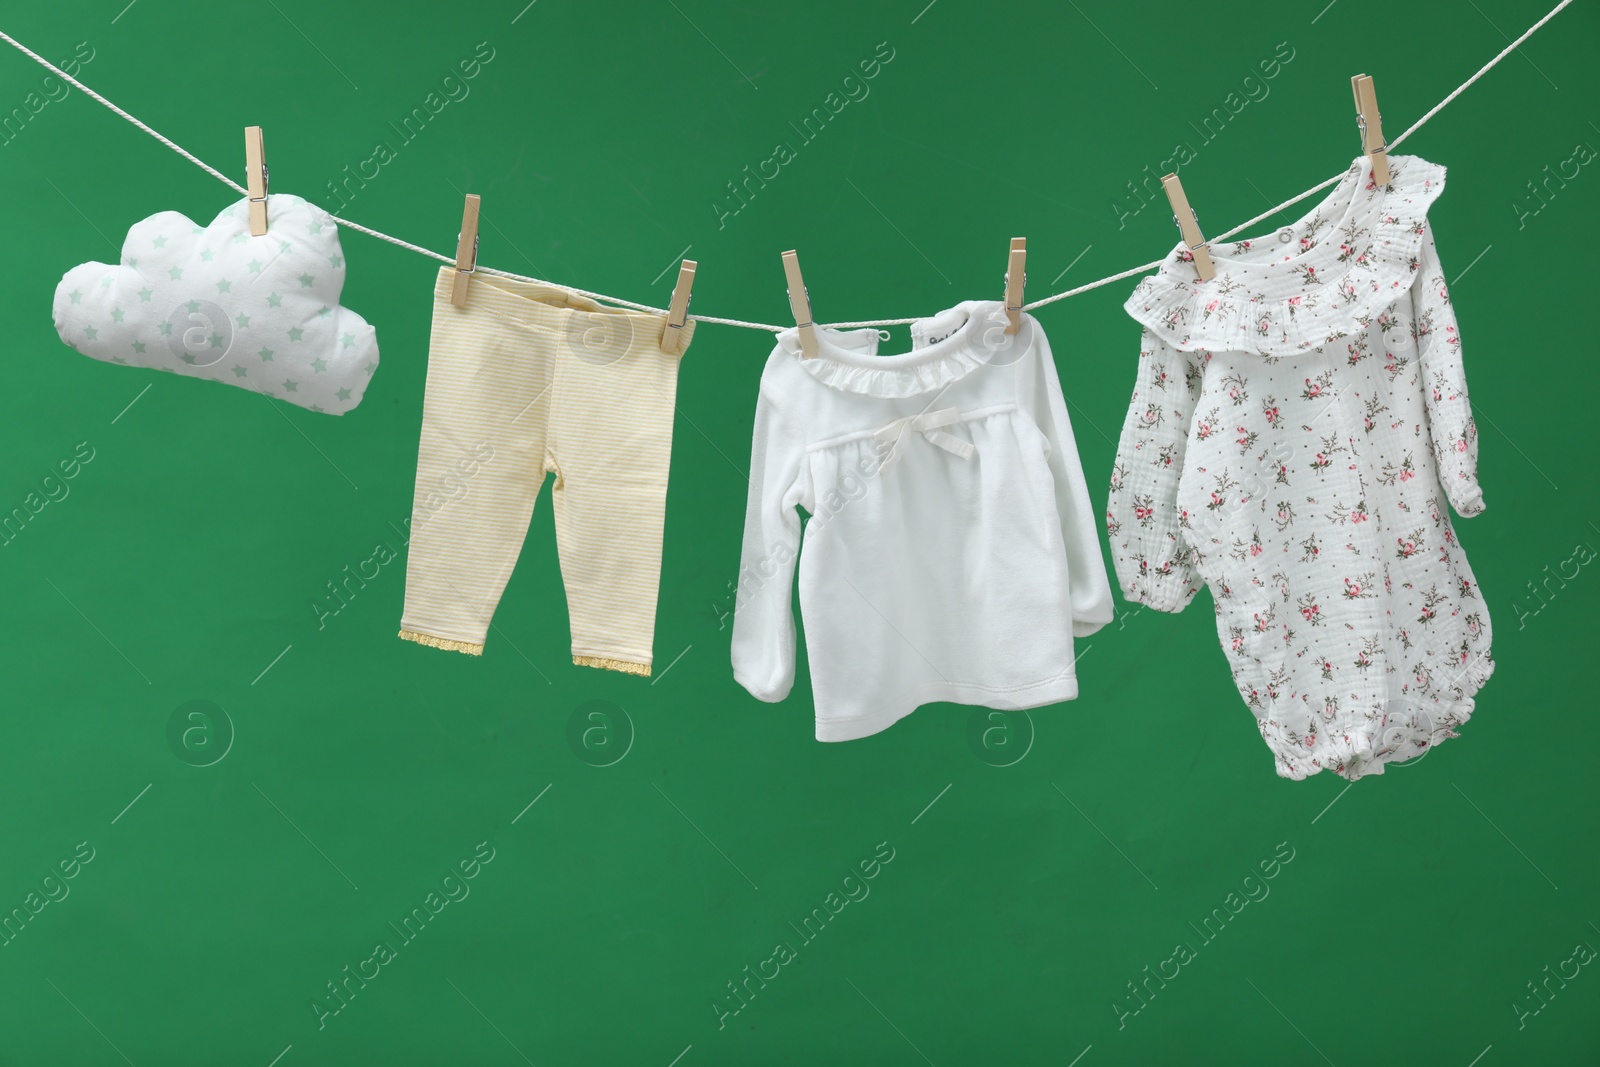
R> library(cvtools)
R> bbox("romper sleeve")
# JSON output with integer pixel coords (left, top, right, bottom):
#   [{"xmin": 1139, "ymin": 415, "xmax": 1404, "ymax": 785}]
[
  {"xmin": 1413, "ymin": 221, "xmax": 1484, "ymax": 517},
  {"xmin": 1025, "ymin": 327, "xmax": 1115, "ymax": 637},
  {"xmin": 1106, "ymin": 327, "xmax": 1205, "ymax": 612},
  {"xmin": 730, "ymin": 378, "xmax": 811, "ymax": 702}
]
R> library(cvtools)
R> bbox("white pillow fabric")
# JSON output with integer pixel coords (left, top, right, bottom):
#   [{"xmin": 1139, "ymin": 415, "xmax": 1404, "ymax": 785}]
[{"xmin": 52, "ymin": 193, "xmax": 379, "ymax": 415}]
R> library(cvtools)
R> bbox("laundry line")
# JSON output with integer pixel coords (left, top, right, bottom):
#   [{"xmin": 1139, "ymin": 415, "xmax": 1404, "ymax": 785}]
[{"xmin": 0, "ymin": 0, "xmax": 1573, "ymax": 333}]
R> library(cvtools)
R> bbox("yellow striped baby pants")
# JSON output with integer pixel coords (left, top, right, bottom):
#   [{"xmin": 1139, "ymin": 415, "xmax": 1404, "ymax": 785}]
[{"xmin": 398, "ymin": 267, "xmax": 694, "ymax": 675}]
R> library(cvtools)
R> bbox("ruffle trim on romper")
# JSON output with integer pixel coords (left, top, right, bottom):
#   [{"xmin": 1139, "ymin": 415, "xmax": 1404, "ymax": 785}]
[
  {"xmin": 1124, "ymin": 154, "xmax": 1446, "ymax": 357},
  {"xmin": 788, "ymin": 335, "xmax": 990, "ymax": 398},
  {"xmin": 778, "ymin": 301, "xmax": 1012, "ymax": 399},
  {"xmin": 1275, "ymin": 652, "xmax": 1496, "ymax": 782},
  {"xmin": 573, "ymin": 654, "xmax": 652, "ymax": 677},
  {"xmin": 398, "ymin": 629, "xmax": 485, "ymax": 656}
]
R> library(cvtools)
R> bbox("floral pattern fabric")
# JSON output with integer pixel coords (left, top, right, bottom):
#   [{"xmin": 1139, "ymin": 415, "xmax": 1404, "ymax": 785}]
[{"xmin": 1107, "ymin": 154, "xmax": 1492, "ymax": 781}]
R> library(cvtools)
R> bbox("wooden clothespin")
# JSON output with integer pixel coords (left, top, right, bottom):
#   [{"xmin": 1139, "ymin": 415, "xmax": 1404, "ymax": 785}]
[
  {"xmin": 1161, "ymin": 174, "xmax": 1215, "ymax": 282},
  {"xmin": 244, "ymin": 126, "xmax": 268, "ymax": 236},
  {"xmin": 1003, "ymin": 237, "xmax": 1026, "ymax": 335},
  {"xmin": 661, "ymin": 259, "xmax": 696, "ymax": 355},
  {"xmin": 451, "ymin": 194, "xmax": 481, "ymax": 308},
  {"xmin": 1351, "ymin": 74, "xmax": 1391, "ymax": 186},
  {"xmin": 781, "ymin": 250, "xmax": 817, "ymax": 359}
]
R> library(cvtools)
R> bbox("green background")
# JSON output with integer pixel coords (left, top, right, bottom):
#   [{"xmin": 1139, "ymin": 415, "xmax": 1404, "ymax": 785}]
[{"xmin": 1, "ymin": 0, "xmax": 1596, "ymax": 1063}]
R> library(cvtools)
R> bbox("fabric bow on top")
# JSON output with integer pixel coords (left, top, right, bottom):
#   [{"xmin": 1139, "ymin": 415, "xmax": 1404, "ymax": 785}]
[{"xmin": 873, "ymin": 408, "xmax": 975, "ymax": 471}]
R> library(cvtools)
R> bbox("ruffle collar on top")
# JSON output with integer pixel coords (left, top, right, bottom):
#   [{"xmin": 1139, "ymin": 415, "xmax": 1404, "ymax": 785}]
[
  {"xmin": 777, "ymin": 300, "xmax": 1014, "ymax": 398},
  {"xmin": 1124, "ymin": 154, "xmax": 1446, "ymax": 355}
]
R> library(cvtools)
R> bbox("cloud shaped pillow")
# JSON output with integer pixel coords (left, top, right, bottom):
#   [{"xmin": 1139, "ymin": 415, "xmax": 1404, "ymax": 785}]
[{"xmin": 52, "ymin": 194, "xmax": 379, "ymax": 414}]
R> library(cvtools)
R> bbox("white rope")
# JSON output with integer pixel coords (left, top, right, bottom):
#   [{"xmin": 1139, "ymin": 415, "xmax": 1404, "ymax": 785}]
[
  {"xmin": 0, "ymin": 0, "xmax": 1573, "ymax": 333},
  {"xmin": 0, "ymin": 28, "xmax": 249, "ymax": 196},
  {"xmin": 1024, "ymin": 0, "xmax": 1573, "ymax": 313},
  {"xmin": 1387, "ymin": 0, "xmax": 1573, "ymax": 152}
]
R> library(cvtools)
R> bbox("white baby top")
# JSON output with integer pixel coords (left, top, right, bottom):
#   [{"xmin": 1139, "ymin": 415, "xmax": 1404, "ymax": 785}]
[
  {"xmin": 732, "ymin": 300, "xmax": 1114, "ymax": 740},
  {"xmin": 1108, "ymin": 153, "xmax": 1493, "ymax": 781}
]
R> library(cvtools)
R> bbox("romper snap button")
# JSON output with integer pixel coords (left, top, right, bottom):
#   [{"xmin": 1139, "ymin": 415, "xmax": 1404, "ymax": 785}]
[{"xmin": 1277, "ymin": 227, "xmax": 1294, "ymax": 244}]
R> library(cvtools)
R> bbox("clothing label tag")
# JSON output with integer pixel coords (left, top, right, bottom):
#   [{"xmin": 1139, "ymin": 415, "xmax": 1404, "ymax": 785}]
[{"xmin": 910, "ymin": 307, "xmax": 970, "ymax": 349}]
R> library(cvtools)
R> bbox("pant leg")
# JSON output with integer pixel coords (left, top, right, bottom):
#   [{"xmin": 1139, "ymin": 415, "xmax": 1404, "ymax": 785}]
[
  {"xmin": 399, "ymin": 268, "xmax": 553, "ymax": 654},
  {"xmin": 549, "ymin": 310, "xmax": 693, "ymax": 674}
]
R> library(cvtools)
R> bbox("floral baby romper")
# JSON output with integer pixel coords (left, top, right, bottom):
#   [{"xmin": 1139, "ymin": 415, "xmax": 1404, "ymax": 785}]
[{"xmin": 1107, "ymin": 154, "xmax": 1492, "ymax": 781}]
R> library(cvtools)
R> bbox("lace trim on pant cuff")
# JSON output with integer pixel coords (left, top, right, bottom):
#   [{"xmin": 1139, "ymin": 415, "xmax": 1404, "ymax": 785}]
[
  {"xmin": 573, "ymin": 654, "xmax": 651, "ymax": 677},
  {"xmin": 399, "ymin": 629, "xmax": 484, "ymax": 656}
]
